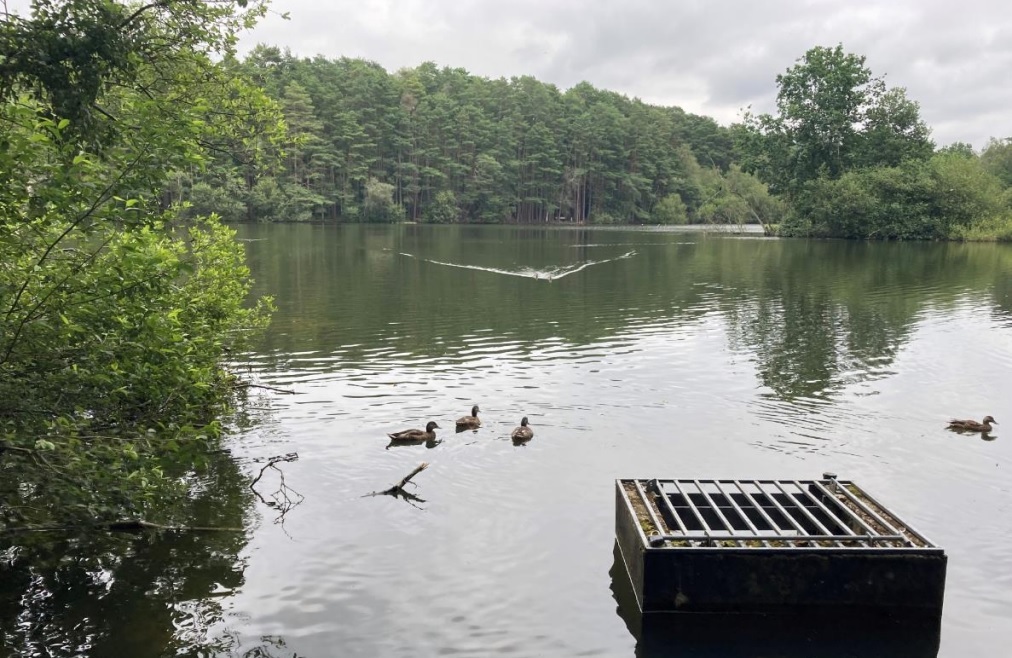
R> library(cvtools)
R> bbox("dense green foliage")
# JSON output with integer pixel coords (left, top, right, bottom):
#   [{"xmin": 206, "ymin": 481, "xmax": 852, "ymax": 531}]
[
  {"xmin": 176, "ymin": 43, "xmax": 1010, "ymax": 239},
  {"xmin": 0, "ymin": 0, "xmax": 277, "ymax": 529},
  {"xmin": 173, "ymin": 49, "xmax": 780, "ymax": 227},
  {"xmin": 980, "ymin": 138, "xmax": 1012, "ymax": 188},
  {"xmin": 787, "ymin": 152, "xmax": 1007, "ymax": 239},
  {"xmin": 738, "ymin": 45, "xmax": 1012, "ymax": 240}
]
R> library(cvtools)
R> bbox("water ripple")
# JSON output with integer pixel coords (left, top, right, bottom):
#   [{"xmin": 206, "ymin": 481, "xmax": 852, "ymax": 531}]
[
  {"xmin": 398, "ymin": 249, "xmax": 637, "ymax": 280},
  {"xmin": 221, "ymin": 225, "xmax": 1012, "ymax": 658}
]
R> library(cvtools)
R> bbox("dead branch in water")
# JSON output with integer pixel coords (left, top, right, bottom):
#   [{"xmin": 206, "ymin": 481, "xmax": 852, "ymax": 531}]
[
  {"xmin": 385, "ymin": 462, "xmax": 429, "ymax": 493},
  {"xmin": 233, "ymin": 382, "xmax": 297, "ymax": 395},
  {"xmin": 1, "ymin": 519, "xmax": 243, "ymax": 535},
  {"xmin": 102, "ymin": 520, "xmax": 243, "ymax": 532},
  {"xmin": 250, "ymin": 452, "xmax": 304, "ymax": 525},
  {"xmin": 366, "ymin": 462, "xmax": 430, "ymax": 507},
  {"xmin": 250, "ymin": 452, "xmax": 299, "ymax": 491}
]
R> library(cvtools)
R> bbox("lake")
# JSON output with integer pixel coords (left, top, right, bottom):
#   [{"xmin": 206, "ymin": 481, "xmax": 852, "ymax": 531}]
[{"xmin": 4, "ymin": 223, "xmax": 1012, "ymax": 657}]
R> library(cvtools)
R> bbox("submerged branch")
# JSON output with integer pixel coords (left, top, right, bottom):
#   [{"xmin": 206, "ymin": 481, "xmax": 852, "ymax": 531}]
[
  {"xmin": 0, "ymin": 519, "xmax": 244, "ymax": 535},
  {"xmin": 365, "ymin": 462, "xmax": 430, "ymax": 507},
  {"xmin": 233, "ymin": 382, "xmax": 297, "ymax": 395},
  {"xmin": 249, "ymin": 452, "xmax": 304, "ymax": 524},
  {"xmin": 249, "ymin": 452, "xmax": 299, "ymax": 492}
]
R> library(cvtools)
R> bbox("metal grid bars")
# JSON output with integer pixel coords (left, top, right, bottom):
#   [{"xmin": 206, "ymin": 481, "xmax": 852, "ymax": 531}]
[{"xmin": 622, "ymin": 477, "xmax": 939, "ymax": 551}]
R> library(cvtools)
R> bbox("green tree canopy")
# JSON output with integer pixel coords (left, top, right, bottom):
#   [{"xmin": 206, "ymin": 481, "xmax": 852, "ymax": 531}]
[
  {"xmin": 1, "ymin": 0, "xmax": 278, "ymax": 529},
  {"xmin": 174, "ymin": 51, "xmax": 751, "ymax": 226},
  {"xmin": 980, "ymin": 137, "xmax": 1012, "ymax": 188},
  {"xmin": 732, "ymin": 45, "xmax": 1012, "ymax": 241},
  {"xmin": 737, "ymin": 45, "xmax": 933, "ymax": 198}
]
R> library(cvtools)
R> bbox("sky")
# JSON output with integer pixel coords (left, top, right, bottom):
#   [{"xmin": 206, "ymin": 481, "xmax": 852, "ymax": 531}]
[
  {"xmin": 236, "ymin": 0, "xmax": 1012, "ymax": 150},
  {"xmin": 4, "ymin": 0, "xmax": 1010, "ymax": 148}
]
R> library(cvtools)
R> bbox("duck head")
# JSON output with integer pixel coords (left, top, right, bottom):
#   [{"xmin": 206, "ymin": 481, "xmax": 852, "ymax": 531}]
[
  {"xmin": 426, "ymin": 421, "xmax": 440, "ymax": 432},
  {"xmin": 471, "ymin": 405, "xmax": 480, "ymax": 417}
]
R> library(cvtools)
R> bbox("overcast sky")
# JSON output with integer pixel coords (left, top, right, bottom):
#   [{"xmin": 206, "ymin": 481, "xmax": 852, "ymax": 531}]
[
  {"xmin": 5, "ymin": 0, "xmax": 1009, "ymax": 148},
  {"xmin": 236, "ymin": 0, "xmax": 1012, "ymax": 150}
]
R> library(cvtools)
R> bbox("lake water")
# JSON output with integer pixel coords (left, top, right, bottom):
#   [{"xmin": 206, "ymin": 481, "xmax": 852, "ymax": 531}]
[{"xmin": 4, "ymin": 223, "xmax": 1012, "ymax": 657}]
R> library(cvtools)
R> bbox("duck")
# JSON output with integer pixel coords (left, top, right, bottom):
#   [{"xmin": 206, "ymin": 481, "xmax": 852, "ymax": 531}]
[
  {"xmin": 387, "ymin": 421, "xmax": 440, "ymax": 443},
  {"xmin": 947, "ymin": 416, "xmax": 997, "ymax": 433},
  {"xmin": 455, "ymin": 405, "xmax": 481, "ymax": 430},
  {"xmin": 511, "ymin": 416, "xmax": 533, "ymax": 443}
]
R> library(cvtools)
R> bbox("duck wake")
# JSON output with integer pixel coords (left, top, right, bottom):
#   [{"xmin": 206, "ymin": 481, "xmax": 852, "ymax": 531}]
[{"xmin": 397, "ymin": 250, "xmax": 636, "ymax": 281}]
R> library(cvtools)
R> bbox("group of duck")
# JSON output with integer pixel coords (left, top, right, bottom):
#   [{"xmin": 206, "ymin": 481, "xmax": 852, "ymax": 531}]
[
  {"xmin": 386, "ymin": 405, "xmax": 534, "ymax": 448},
  {"xmin": 385, "ymin": 410, "xmax": 994, "ymax": 448}
]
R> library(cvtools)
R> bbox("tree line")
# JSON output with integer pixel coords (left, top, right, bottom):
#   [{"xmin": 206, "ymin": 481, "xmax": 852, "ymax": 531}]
[
  {"xmin": 174, "ymin": 45, "xmax": 1012, "ymax": 240},
  {"xmin": 171, "ymin": 47, "xmax": 783, "ymax": 227},
  {"xmin": 736, "ymin": 45, "xmax": 1012, "ymax": 241}
]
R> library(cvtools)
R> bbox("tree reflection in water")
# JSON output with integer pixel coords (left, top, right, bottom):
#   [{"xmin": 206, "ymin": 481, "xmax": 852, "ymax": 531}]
[{"xmin": 0, "ymin": 450, "xmax": 295, "ymax": 658}]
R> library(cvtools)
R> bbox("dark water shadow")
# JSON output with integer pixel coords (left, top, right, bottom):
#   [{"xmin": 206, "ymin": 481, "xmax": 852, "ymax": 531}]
[
  {"xmin": 364, "ymin": 487, "xmax": 427, "ymax": 509},
  {"xmin": 0, "ymin": 452, "xmax": 298, "ymax": 658},
  {"xmin": 609, "ymin": 543, "xmax": 941, "ymax": 658},
  {"xmin": 946, "ymin": 427, "xmax": 998, "ymax": 442},
  {"xmin": 384, "ymin": 436, "xmax": 442, "ymax": 450}
]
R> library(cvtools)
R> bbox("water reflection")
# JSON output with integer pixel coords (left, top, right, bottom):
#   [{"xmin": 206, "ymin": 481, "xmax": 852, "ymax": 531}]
[
  {"xmin": 947, "ymin": 429, "xmax": 999, "ymax": 442},
  {"xmin": 398, "ymin": 247, "xmax": 637, "ymax": 280},
  {"xmin": 205, "ymin": 225, "xmax": 1011, "ymax": 656},
  {"xmin": 610, "ymin": 545, "xmax": 941, "ymax": 658},
  {"xmin": 0, "ymin": 452, "xmax": 287, "ymax": 658},
  {"xmin": 384, "ymin": 436, "xmax": 442, "ymax": 449},
  {"xmin": 242, "ymin": 225, "xmax": 1012, "ymax": 416},
  {"xmin": 249, "ymin": 452, "xmax": 305, "ymax": 524}
]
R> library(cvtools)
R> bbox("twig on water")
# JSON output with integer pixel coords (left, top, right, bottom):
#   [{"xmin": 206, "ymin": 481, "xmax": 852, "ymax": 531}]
[
  {"xmin": 233, "ymin": 382, "xmax": 297, "ymax": 395},
  {"xmin": 365, "ymin": 462, "xmax": 430, "ymax": 508},
  {"xmin": 250, "ymin": 452, "xmax": 304, "ymax": 525},
  {"xmin": 1, "ymin": 519, "xmax": 244, "ymax": 535}
]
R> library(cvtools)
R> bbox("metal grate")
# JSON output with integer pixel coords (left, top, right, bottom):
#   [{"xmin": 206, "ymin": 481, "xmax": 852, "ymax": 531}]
[{"xmin": 621, "ymin": 476, "xmax": 940, "ymax": 551}]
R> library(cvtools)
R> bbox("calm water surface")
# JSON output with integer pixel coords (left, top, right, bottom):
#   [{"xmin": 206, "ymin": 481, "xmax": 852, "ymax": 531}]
[{"xmin": 6, "ymin": 224, "xmax": 1012, "ymax": 657}]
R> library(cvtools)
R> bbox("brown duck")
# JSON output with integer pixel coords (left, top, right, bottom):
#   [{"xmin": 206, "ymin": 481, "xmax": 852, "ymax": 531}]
[
  {"xmin": 388, "ymin": 421, "xmax": 440, "ymax": 442},
  {"xmin": 455, "ymin": 405, "xmax": 481, "ymax": 430},
  {"xmin": 947, "ymin": 416, "xmax": 997, "ymax": 432},
  {"xmin": 511, "ymin": 416, "xmax": 533, "ymax": 443}
]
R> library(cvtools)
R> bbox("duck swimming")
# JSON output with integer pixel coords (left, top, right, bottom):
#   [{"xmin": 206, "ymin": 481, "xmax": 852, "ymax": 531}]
[
  {"xmin": 947, "ymin": 416, "xmax": 997, "ymax": 433},
  {"xmin": 388, "ymin": 421, "xmax": 440, "ymax": 442},
  {"xmin": 511, "ymin": 416, "xmax": 533, "ymax": 443},
  {"xmin": 455, "ymin": 405, "xmax": 481, "ymax": 430}
]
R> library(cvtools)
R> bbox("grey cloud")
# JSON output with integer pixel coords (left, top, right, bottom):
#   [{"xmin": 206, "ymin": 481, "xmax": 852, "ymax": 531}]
[{"xmin": 240, "ymin": 0, "xmax": 1012, "ymax": 148}]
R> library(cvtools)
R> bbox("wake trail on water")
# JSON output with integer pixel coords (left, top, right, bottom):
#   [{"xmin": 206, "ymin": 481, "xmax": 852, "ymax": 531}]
[{"xmin": 397, "ymin": 250, "xmax": 637, "ymax": 281}]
